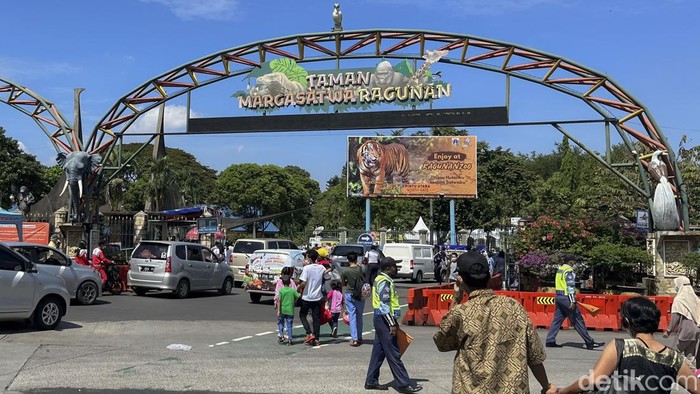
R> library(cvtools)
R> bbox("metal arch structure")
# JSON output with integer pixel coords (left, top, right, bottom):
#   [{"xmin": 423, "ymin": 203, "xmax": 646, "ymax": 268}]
[
  {"xmin": 84, "ymin": 29, "xmax": 687, "ymax": 228},
  {"xmin": 0, "ymin": 77, "xmax": 78, "ymax": 152}
]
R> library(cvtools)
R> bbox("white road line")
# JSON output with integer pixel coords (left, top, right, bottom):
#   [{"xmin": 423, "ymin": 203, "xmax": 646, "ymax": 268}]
[
  {"xmin": 255, "ymin": 331, "xmax": 274, "ymax": 336},
  {"xmin": 208, "ymin": 345, "xmax": 214, "ymax": 348},
  {"xmin": 215, "ymin": 341, "xmax": 229, "ymax": 346},
  {"xmin": 362, "ymin": 331, "xmax": 372, "ymax": 336},
  {"xmin": 233, "ymin": 336, "xmax": 253, "ymax": 342},
  {"xmin": 314, "ymin": 344, "xmax": 330, "ymax": 348},
  {"xmin": 344, "ymin": 336, "xmax": 353, "ymax": 340},
  {"xmin": 294, "ymin": 325, "xmax": 303, "ymax": 328}
]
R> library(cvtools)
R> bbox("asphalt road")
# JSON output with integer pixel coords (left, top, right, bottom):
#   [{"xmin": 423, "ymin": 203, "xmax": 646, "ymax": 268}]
[{"xmin": 1, "ymin": 280, "xmax": 694, "ymax": 393}]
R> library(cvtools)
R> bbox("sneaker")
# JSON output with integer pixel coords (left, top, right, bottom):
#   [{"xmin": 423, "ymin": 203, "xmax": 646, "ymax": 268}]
[
  {"xmin": 303, "ymin": 334, "xmax": 315, "ymax": 344},
  {"xmin": 287, "ymin": 340, "xmax": 293, "ymax": 346},
  {"xmin": 332, "ymin": 327, "xmax": 338, "ymax": 338},
  {"xmin": 311, "ymin": 340, "xmax": 321, "ymax": 346},
  {"xmin": 278, "ymin": 336, "xmax": 285, "ymax": 343},
  {"xmin": 586, "ymin": 341, "xmax": 605, "ymax": 350}
]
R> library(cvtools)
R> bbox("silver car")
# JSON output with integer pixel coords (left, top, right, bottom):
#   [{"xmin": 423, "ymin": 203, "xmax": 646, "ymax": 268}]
[
  {"xmin": 128, "ymin": 241, "xmax": 235, "ymax": 298},
  {"xmin": 6, "ymin": 242, "xmax": 102, "ymax": 305},
  {"xmin": 0, "ymin": 243, "xmax": 71, "ymax": 330}
]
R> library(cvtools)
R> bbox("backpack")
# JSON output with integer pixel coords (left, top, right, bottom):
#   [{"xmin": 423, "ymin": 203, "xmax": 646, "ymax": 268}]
[{"xmin": 352, "ymin": 266, "xmax": 371, "ymax": 301}]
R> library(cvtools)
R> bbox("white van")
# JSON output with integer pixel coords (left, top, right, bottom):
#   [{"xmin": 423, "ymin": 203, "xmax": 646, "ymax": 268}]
[
  {"xmin": 230, "ymin": 238, "xmax": 299, "ymax": 286},
  {"xmin": 380, "ymin": 243, "xmax": 434, "ymax": 283}
]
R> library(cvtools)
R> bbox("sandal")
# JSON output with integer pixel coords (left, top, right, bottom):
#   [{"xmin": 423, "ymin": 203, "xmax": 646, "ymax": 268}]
[{"xmin": 350, "ymin": 341, "xmax": 360, "ymax": 347}]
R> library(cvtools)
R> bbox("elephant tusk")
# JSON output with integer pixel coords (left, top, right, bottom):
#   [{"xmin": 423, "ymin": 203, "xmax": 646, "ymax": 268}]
[
  {"xmin": 59, "ymin": 180, "xmax": 69, "ymax": 196},
  {"xmin": 78, "ymin": 179, "xmax": 83, "ymax": 198}
]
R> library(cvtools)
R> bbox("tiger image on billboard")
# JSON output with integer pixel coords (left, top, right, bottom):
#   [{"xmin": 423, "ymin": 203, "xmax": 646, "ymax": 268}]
[
  {"xmin": 347, "ymin": 136, "xmax": 477, "ymax": 198},
  {"xmin": 357, "ymin": 140, "xmax": 410, "ymax": 196}
]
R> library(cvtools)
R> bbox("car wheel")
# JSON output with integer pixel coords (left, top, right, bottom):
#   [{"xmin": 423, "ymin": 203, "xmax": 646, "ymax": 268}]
[
  {"xmin": 133, "ymin": 287, "xmax": 148, "ymax": 296},
  {"xmin": 249, "ymin": 293, "xmax": 262, "ymax": 303},
  {"xmin": 174, "ymin": 279, "xmax": 190, "ymax": 299},
  {"xmin": 33, "ymin": 297, "xmax": 63, "ymax": 330},
  {"xmin": 219, "ymin": 277, "xmax": 233, "ymax": 296},
  {"xmin": 412, "ymin": 271, "xmax": 423, "ymax": 284},
  {"xmin": 76, "ymin": 281, "xmax": 98, "ymax": 305}
]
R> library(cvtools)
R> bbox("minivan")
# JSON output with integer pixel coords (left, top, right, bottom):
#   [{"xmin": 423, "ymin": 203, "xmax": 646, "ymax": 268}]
[
  {"xmin": 381, "ymin": 243, "xmax": 434, "ymax": 283},
  {"xmin": 230, "ymin": 238, "xmax": 298, "ymax": 286},
  {"xmin": 128, "ymin": 241, "xmax": 235, "ymax": 298},
  {"xmin": 330, "ymin": 244, "xmax": 370, "ymax": 272}
]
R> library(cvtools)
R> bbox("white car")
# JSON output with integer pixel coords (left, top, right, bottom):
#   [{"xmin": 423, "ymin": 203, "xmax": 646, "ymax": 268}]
[
  {"xmin": 6, "ymin": 242, "xmax": 102, "ymax": 305},
  {"xmin": 0, "ymin": 243, "xmax": 71, "ymax": 330}
]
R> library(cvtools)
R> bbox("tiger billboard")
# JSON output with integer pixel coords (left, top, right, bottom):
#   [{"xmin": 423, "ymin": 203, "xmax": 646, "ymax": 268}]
[{"xmin": 346, "ymin": 136, "xmax": 477, "ymax": 198}]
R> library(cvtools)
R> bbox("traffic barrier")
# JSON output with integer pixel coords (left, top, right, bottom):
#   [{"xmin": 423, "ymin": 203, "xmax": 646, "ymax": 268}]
[
  {"xmin": 402, "ymin": 287, "xmax": 428, "ymax": 326},
  {"xmin": 577, "ymin": 294, "xmax": 619, "ymax": 331},
  {"xmin": 647, "ymin": 296, "xmax": 673, "ymax": 331},
  {"xmin": 424, "ymin": 289, "xmax": 459, "ymax": 326}
]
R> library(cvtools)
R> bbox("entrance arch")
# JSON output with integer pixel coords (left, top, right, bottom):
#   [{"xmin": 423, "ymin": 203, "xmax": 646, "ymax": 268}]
[{"xmin": 7, "ymin": 30, "xmax": 686, "ymax": 228}]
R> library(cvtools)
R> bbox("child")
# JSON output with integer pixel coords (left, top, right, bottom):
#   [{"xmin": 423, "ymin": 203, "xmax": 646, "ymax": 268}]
[
  {"xmin": 277, "ymin": 275, "xmax": 299, "ymax": 346},
  {"xmin": 327, "ymin": 279, "xmax": 344, "ymax": 338}
]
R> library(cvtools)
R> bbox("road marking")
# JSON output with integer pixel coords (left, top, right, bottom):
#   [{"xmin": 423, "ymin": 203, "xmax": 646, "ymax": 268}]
[
  {"xmin": 362, "ymin": 331, "xmax": 372, "ymax": 336},
  {"xmin": 233, "ymin": 336, "xmax": 253, "ymax": 342},
  {"xmin": 294, "ymin": 325, "xmax": 303, "ymax": 328},
  {"xmin": 344, "ymin": 336, "xmax": 352, "ymax": 340},
  {"xmin": 208, "ymin": 345, "xmax": 214, "ymax": 348},
  {"xmin": 215, "ymin": 341, "xmax": 229, "ymax": 346},
  {"xmin": 314, "ymin": 344, "xmax": 330, "ymax": 348},
  {"xmin": 255, "ymin": 331, "xmax": 274, "ymax": 336}
]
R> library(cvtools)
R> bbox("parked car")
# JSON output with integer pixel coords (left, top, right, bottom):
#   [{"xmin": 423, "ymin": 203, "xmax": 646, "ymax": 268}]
[
  {"xmin": 330, "ymin": 244, "xmax": 370, "ymax": 272},
  {"xmin": 127, "ymin": 241, "xmax": 235, "ymax": 298},
  {"xmin": 381, "ymin": 243, "xmax": 434, "ymax": 283},
  {"xmin": 0, "ymin": 242, "xmax": 71, "ymax": 330},
  {"xmin": 6, "ymin": 241, "xmax": 102, "ymax": 305},
  {"xmin": 244, "ymin": 249, "xmax": 305, "ymax": 303},
  {"xmin": 230, "ymin": 238, "xmax": 299, "ymax": 287}
]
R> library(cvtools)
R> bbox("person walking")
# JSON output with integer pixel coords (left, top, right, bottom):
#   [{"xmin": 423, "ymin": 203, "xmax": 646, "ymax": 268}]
[
  {"xmin": 276, "ymin": 275, "xmax": 299, "ymax": 346},
  {"xmin": 665, "ymin": 276, "xmax": 700, "ymax": 368},
  {"xmin": 297, "ymin": 248, "xmax": 327, "ymax": 346},
  {"xmin": 545, "ymin": 262, "xmax": 604, "ymax": 350},
  {"xmin": 327, "ymin": 279, "xmax": 343, "ymax": 338},
  {"xmin": 342, "ymin": 251, "xmax": 365, "ymax": 347},
  {"xmin": 364, "ymin": 244, "xmax": 382, "ymax": 287},
  {"xmin": 554, "ymin": 297, "xmax": 700, "ymax": 394},
  {"xmin": 433, "ymin": 251, "xmax": 553, "ymax": 394},
  {"xmin": 365, "ymin": 257, "xmax": 422, "ymax": 393},
  {"xmin": 432, "ymin": 246, "xmax": 445, "ymax": 285}
]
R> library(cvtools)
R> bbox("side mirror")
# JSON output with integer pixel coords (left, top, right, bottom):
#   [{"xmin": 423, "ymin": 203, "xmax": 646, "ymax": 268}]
[{"xmin": 26, "ymin": 263, "xmax": 38, "ymax": 273}]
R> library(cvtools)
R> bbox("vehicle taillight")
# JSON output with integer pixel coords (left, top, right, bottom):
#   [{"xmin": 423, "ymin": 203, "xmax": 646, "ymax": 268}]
[
  {"xmin": 165, "ymin": 256, "xmax": 172, "ymax": 273},
  {"xmin": 410, "ymin": 259, "xmax": 414, "ymax": 269}
]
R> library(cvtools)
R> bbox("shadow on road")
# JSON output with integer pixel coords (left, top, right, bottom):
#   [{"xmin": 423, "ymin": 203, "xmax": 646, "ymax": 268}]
[{"xmin": 0, "ymin": 320, "xmax": 83, "ymax": 334}]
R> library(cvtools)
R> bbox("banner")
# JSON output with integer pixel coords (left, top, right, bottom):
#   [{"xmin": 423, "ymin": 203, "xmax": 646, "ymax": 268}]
[
  {"xmin": 0, "ymin": 222, "xmax": 50, "ymax": 244},
  {"xmin": 347, "ymin": 136, "xmax": 477, "ymax": 198}
]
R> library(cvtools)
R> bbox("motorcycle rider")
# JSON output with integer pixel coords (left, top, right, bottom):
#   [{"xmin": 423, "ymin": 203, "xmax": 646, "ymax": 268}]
[
  {"xmin": 92, "ymin": 241, "xmax": 114, "ymax": 286},
  {"xmin": 74, "ymin": 240, "xmax": 89, "ymax": 266}
]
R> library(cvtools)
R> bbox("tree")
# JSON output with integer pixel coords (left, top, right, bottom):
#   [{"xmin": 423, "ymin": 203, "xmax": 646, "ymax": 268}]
[{"xmin": 0, "ymin": 127, "xmax": 52, "ymax": 208}]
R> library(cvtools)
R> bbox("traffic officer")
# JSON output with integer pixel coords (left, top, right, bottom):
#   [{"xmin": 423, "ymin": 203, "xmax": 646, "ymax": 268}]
[
  {"xmin": 545, "ymin": 262, "xmax": 604, "ymax": 350},
  {"xmin": 364, "ymin": 257, "xmax": 422, "ymax": 393}
]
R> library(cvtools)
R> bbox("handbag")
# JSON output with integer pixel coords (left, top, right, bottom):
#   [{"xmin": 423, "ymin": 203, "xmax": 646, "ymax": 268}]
[{"xmin": 590, "ymin": 338, "xmax": 626, "ymax": 394}]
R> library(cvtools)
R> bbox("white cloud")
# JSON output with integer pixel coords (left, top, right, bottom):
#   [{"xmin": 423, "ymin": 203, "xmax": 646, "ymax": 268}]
[
  {"xmin": 142, "ymin": 0, "xmax": 240, "ymax": 21},
  {"xmin": 0, "ymin": 57, "xmax": 80, "ymax": 81},
  {"xmin": 237, "ymin": 145, "xmax": 244, "ymax": 153},
  {"xmin": 17, "ymin": 141, "xmax": 30, "ymax": 154},
  {"xmin": 130, "ymin": 105, "xmax": 199, "ymax": 133}
]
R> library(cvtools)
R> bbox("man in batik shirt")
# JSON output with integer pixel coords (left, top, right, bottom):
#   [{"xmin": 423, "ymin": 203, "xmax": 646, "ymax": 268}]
[{"xmin": 433, "ymin": 251, "xmax": 553, "ymax": 394}]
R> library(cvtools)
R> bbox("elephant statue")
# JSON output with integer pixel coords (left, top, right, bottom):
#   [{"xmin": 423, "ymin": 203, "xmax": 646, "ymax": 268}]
[{"xmin": 56, "ymin": 151, "xmax": 101, "ymax": 223}]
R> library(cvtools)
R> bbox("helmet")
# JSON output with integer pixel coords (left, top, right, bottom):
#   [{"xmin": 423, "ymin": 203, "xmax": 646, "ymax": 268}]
[
  {"xmin": 79, "ymin": 240, "xmax": 87, "ymax": 249},
  {"xmin": 317, "ymin": 247, "xmax": 328, "ymax": 258}
]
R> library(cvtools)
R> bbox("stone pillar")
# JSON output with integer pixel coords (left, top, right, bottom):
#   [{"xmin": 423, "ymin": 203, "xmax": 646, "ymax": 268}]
[
  {"xmin": 338, "ymin": 227, "xmax": 347, "ymax": 244},
  {"xmin": 54, "ymin": 207, "xmax": 67, "ymax": 231},
  {"xmin": 419, "ymin": 229, "xmax": 428, "ymax": 244},
  {"xmin": 379, "ymin": 227, "xmax": 388, "ymax": 246},
  {"xmin": 133, "ymin": 211, "xmax": 147, "ymax": 245},
  {"xmin": 648, "ymin": 230, "xmax": 700, "ymax": 295},
  {"xmin": 459, "ymin": 229, "xmax": 469, "ymax": 246}
]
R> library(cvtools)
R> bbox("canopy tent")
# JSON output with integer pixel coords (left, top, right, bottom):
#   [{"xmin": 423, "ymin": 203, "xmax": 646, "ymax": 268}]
[
  {"xmin": 185, "ymin": 227, "xmax": 226, "ymax": 241},
  {"xmin": 412, "ymin": 216, "xmax": 429, "ymax": 233},
  {"xmin": 0, "ymin": 208, "xmax": 23, "ymax": 241},
  {"xmin": 230, "ymin": 220, "xmax": 280, "ymax": 234}
]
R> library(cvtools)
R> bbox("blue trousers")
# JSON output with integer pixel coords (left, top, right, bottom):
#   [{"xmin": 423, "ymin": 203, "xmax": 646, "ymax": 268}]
[
  {"xmin": 365, "ymin": 315, "xmax": 410, "ymax": 387},
  {"xmin": 546, "ymin": 295, "xmax": 595, "ymax": 346},
  {"xmin": 344, "ymin": 292, "xmax": 364, "ymax": 341},
  {"xmin": 277, "ymin": 314, "xmax": 293, "ymax": 339}
]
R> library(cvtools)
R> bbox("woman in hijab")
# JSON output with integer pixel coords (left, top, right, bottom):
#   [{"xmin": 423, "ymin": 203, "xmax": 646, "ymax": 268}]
[{"xmin": 664, "ymin": 276, "xmax": 700, "ymax": 368}]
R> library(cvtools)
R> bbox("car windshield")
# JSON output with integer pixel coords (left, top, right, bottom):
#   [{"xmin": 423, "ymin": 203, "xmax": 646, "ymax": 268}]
[
  {"xmin": 233, "ymin": 241, "xmax": 265, "ymax": 254},
  {"xmin": 133, "ymin": 243, "xmax": 168, "ymax": 260},
  {"xmin": 331, "ymin": 245, "xmax": 364, "ymax": 256}
]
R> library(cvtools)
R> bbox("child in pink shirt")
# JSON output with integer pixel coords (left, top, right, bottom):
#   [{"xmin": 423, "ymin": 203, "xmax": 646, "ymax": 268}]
[{"xmin": 327, "ymin": 279, "xmax": 344, "ymax": 338}]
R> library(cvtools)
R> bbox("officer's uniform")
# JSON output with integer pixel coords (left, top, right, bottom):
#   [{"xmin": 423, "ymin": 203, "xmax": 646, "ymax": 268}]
[
  {"xmin": 545, "ymin": 263, "xmax": 596, "ymax": 347},
  {"xmin": 365, "ymin": 271, "xmax": 412, "ymax": 388}
]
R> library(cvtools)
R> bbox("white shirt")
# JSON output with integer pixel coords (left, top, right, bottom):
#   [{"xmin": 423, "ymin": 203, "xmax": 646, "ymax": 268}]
[
  {"xmin": 212, "ymin": 246, "xmax": 221, "ymax": 258},
  {"xmin": 298, "ymin": 263, "xmax": 326, "ymax": 302},
  {"xmin": 364, "ymin": 249, "xmax": 381, "ymax": 265}
]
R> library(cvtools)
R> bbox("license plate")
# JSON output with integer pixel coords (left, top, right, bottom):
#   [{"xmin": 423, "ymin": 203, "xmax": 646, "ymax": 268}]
[{"xmin": 140, "ymin": 266, "xmax": 154, "ymax": 272}]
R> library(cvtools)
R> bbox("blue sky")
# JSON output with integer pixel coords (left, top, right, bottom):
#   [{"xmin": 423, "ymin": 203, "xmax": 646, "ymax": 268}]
[{"xmin": 1, "ymin": 0, "xmax": 698, "ymax": 189}]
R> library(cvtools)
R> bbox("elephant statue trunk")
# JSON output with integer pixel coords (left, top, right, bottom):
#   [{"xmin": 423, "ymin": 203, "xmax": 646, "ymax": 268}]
[{"xmin": 57, "ymin": 151, "xmax": 101, "ymax": 223}]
